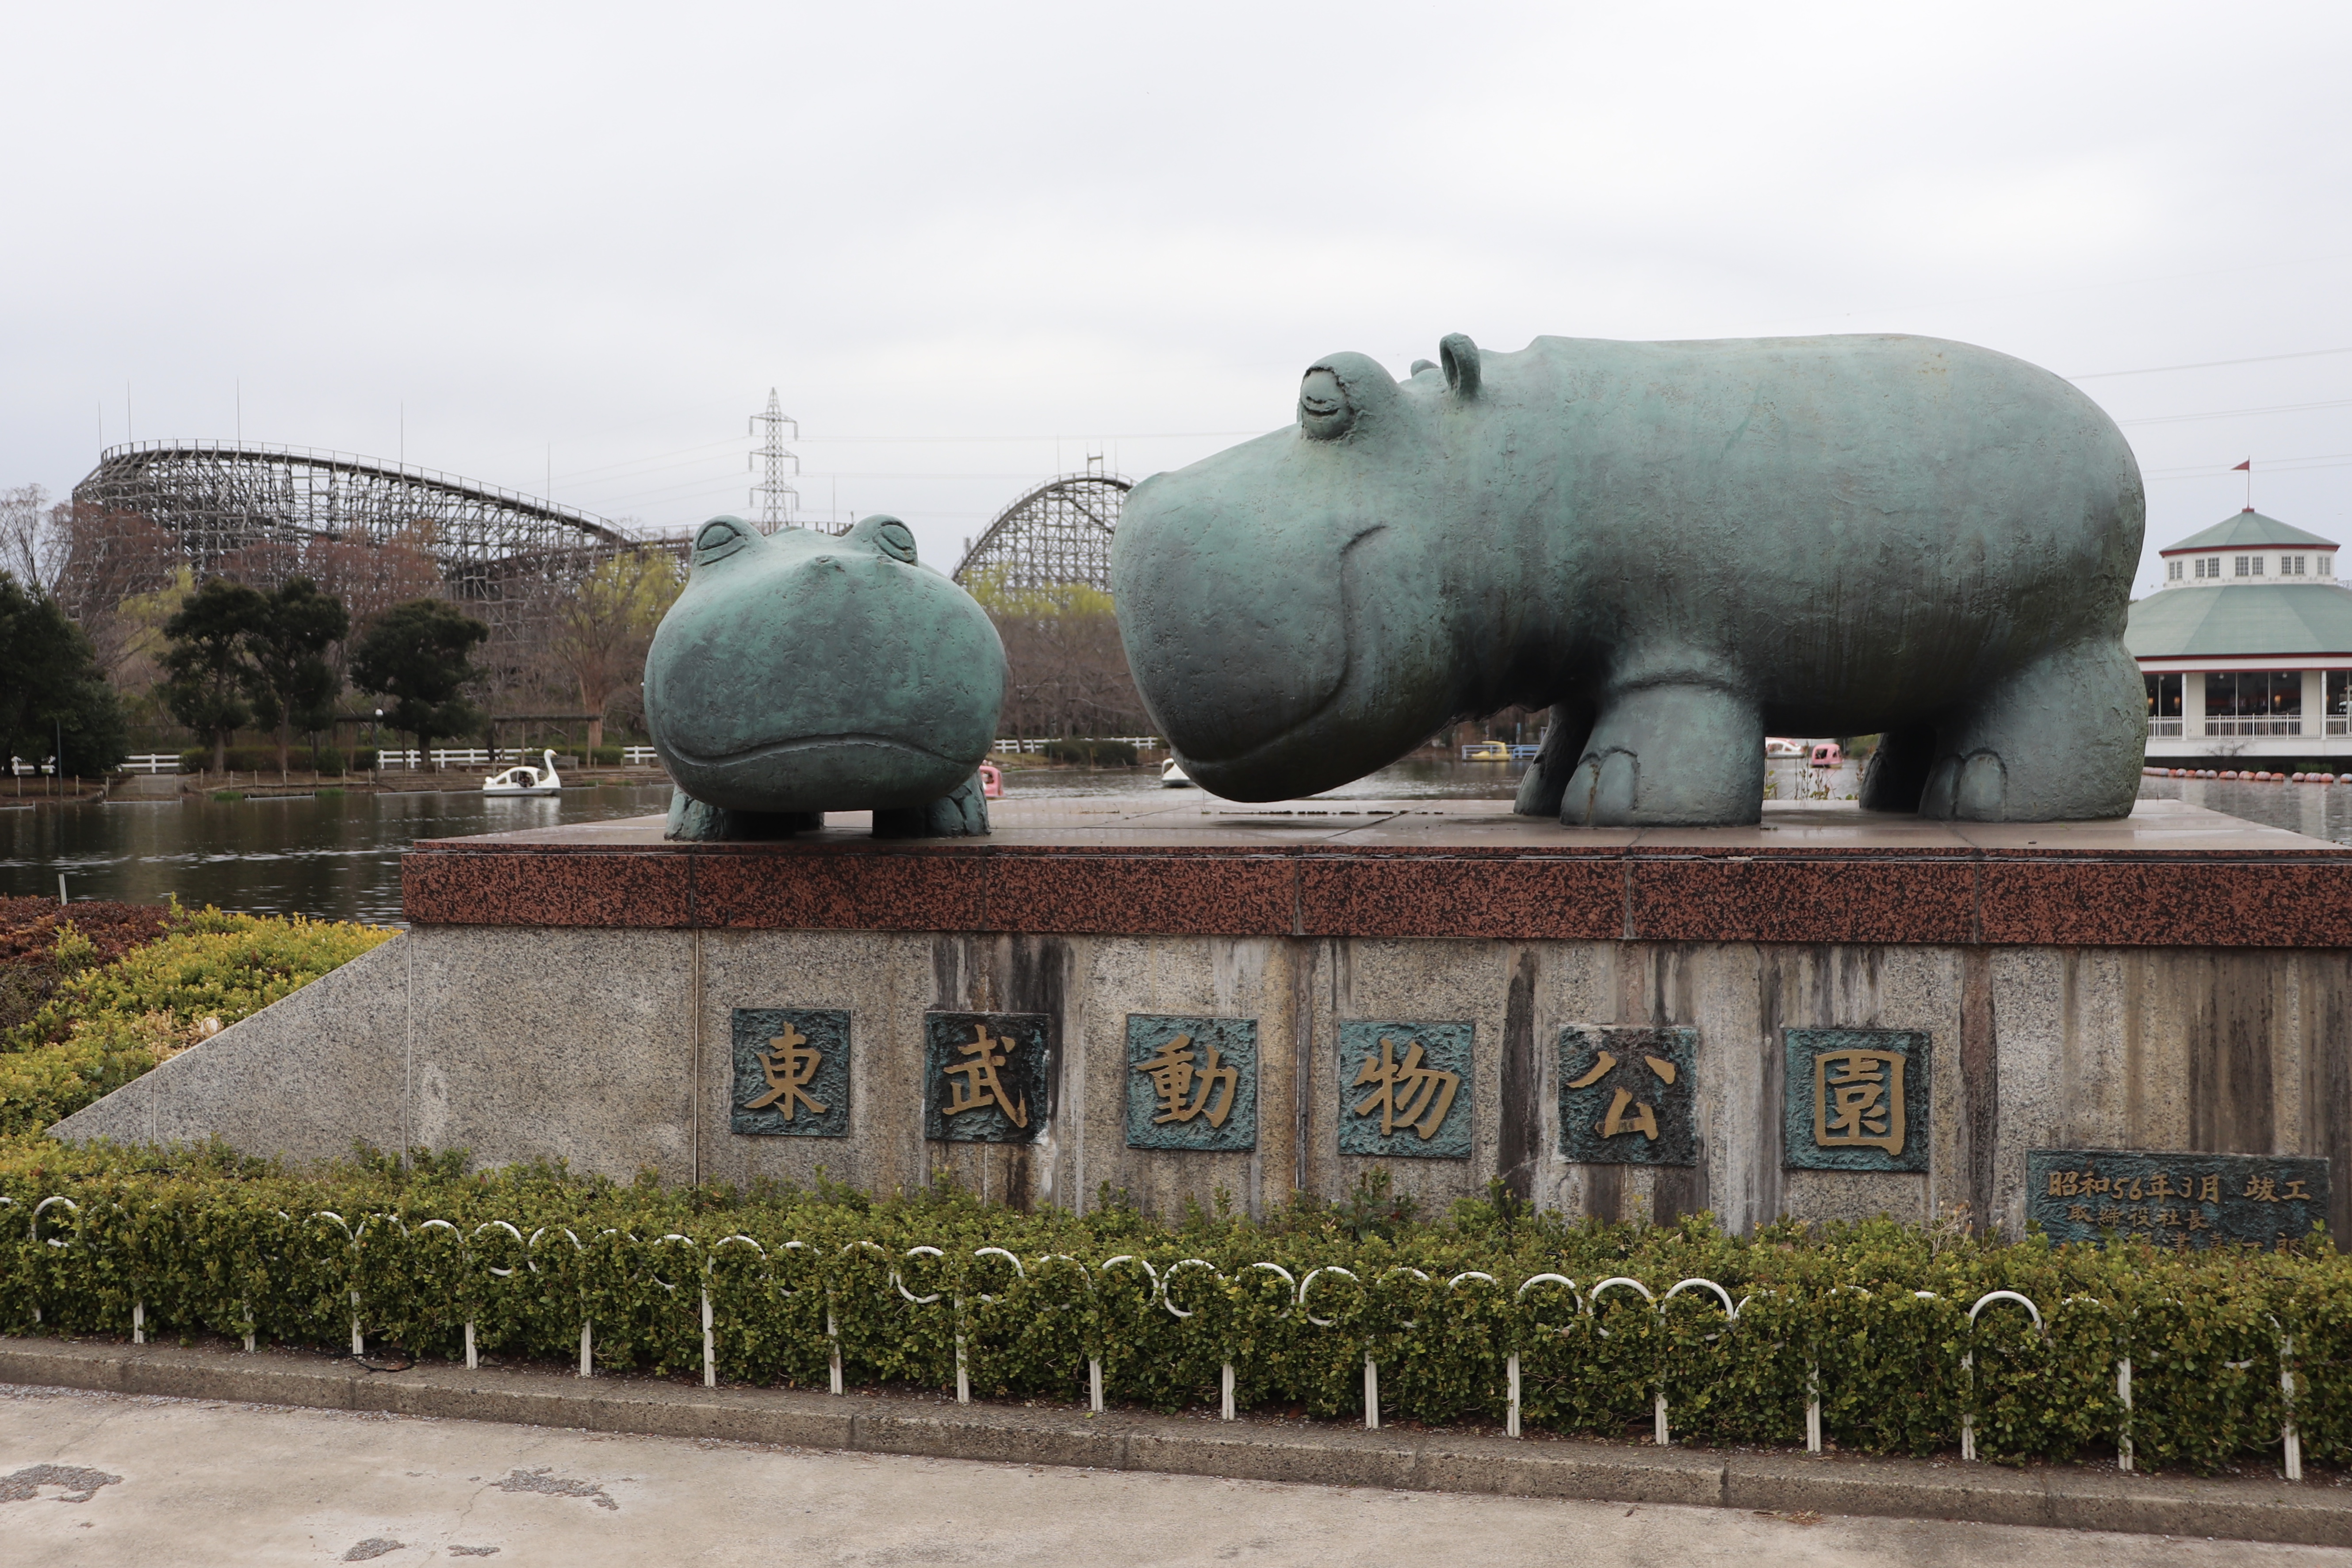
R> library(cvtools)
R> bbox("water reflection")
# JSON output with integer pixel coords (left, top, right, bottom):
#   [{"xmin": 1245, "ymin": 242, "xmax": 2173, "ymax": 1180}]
[
  {"xmin": 0, "ymin": 785, "xmax": 675, "ymax": 926},
  {"xmin": 1002, "ymin": 754, "xmax": 1540, "ymax": 801},
  {"xmin": 4, "ymin": 763, "xmax": 2340, "ymax": 928},
  {"xmin": 2134, "ymin": 774, "xmax": 2352, "ymax": 843},
  {"xmin": 1011, "ymin": 755, "xmax": 1868, "ymax": 802}
]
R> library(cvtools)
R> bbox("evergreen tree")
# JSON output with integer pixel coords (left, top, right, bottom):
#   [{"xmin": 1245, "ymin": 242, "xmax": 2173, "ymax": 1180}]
[
  {"xmin": 0, "ymin": 571, "xmax": 129, "ymax": 778},
  {"xmin": 159, "ymin": 579, "xmax": 266, "ymax": 771},
  {"xmin": 242, "ymin": 577, "xmax": 349, "ymax": 773},
  {"xmin": 349, "ymin": 598, "xmax": 489, "ymax": 766}
]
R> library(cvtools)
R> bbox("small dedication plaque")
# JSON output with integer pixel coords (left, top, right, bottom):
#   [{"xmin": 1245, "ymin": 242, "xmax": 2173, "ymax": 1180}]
[
  {"xmin": 1782, "ymin": 1028, "xmax": 1930, "ymax": 1173},
  {"xmin": 2027, "ymin": 1149, "xmax": 2329, "ymax": 1249},
  {"xmin": 924, "ymin": 1012, "xmax": 1053, "ymax": 1144},
  {"xmin": 1337, "ymin": 1020, "xmax": 1471, "ymax": 1158},
  {"xmin": 1559, "ymin": 1024, "xmax": 1697, "ymax": 1166},
  {"xmin": 730, "ymin": 1008, "xmax": 851, "ymax": 1138},
  {"xmin": 1126, "ymin": 1014, "xmax": 1257, "ymax": 1152}
]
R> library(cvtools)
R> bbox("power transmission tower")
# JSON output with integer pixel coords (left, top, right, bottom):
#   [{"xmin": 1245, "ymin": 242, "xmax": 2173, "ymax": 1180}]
[{"xmin": 748, "ymin": 389, "xmax": 801, "ymax": 534}]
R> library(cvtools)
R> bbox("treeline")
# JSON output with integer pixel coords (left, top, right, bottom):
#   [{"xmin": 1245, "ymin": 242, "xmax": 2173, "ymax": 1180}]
[
  {"xmin": 0, "ymin": 484, "xmax": 682, "ymax": 774},
  {"xmin": 964, "ymin": 572, "xmax": 1153, "ymax": 741}
]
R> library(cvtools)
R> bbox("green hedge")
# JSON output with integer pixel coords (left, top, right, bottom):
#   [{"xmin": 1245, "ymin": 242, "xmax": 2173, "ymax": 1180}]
[{"xmin": 0, "ymin": 1149, "xmax": 2338, "ymax": 1475}]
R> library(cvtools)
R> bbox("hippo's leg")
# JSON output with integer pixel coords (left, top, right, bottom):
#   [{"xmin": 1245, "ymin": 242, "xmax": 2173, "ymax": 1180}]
[
  {"xmin": 664, "ymin": 788, "xmax": 822, "ymax": 841},
  {"xmin": 1858, "ymin": 727, "xmax": 1938, "ymax": 812},
  {"xmin": 873, "ymin": 772, "xmax": 991, "ymax": 839},
  {"xmin": 1562, "ymin": 682, "xmax": 1764, "ymax": 826},
  {"xmin": 1918, "ymin": 639, "xmax": 2144, "ymax": 821},
  {"xmin": 1513, "ymin": 702, "xmax": 1595, "ymax": 818}
]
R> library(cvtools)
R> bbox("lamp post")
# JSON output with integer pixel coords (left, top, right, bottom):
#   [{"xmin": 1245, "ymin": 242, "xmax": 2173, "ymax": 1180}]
[{"xmin": 373, "ymin": 709, "xmax": 383, "ymax": 778}]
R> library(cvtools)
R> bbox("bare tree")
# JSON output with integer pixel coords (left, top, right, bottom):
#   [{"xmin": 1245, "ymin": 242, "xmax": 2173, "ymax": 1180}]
[
  {"xmin": 968, "ymin": 574, "xmax": 1151, "ymax": 739},
  {"xmin": 544, "ymin": 548, "xmax": 682, "ymax": 752},
  {"xmin": 0, "ymin": 486, "xmax": 69, "ymax": 595}
]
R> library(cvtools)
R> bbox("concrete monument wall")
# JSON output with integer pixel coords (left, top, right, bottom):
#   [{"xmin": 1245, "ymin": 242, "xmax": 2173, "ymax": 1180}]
[{"xmin": 55, "ymin": 924, "xmax": 2352, "ymax": 1239}]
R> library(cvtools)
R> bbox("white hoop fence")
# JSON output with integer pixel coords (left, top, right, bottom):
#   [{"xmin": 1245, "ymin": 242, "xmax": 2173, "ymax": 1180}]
[{"xmin": 1, "ymin": 1196, "xmax": 2325, "ymax": 1477}]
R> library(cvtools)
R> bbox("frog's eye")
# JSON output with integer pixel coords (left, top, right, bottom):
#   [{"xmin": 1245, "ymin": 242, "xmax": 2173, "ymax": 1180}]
[
  {"xmin": 691, "ymin": 516, "xmax": 754, "ymax": 566},
  {"xmin": 847, "ymin": 513, "xmax": 918, "ymax": 565}
]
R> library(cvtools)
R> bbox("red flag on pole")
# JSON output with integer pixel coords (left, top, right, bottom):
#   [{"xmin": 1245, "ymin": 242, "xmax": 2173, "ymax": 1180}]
[{"xmin": 2232, "ymin": 459, "xmax": 2252, "ymax": 472}]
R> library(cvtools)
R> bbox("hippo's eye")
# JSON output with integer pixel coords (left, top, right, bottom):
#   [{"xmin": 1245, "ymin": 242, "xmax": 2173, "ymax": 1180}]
[
  {"xmin": 1298, "ymin": 367, "xmax": 1355, "ymax": 441},
  {"xmin": 691, "ymin": 516, "xmax": 753, "ymax": 566}
]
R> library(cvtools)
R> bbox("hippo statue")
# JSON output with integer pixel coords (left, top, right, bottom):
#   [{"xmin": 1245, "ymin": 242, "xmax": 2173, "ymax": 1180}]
[
  {"xmin": 1110, "ymin": 332, "xmax": 2145, "ymax": 825},
  {"xmin": 644, "ymin": 514, "xmax": 1004, "ymax": 838}
]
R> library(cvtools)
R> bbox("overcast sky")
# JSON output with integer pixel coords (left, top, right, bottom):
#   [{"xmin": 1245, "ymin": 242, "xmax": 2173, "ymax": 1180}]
[{"xmin": 4, "ymin": 3, "xmax": 2348, "ymax": 594}]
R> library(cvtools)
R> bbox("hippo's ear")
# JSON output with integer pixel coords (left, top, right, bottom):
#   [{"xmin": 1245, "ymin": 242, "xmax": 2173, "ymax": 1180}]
[
  {"xmin": 1440, "ymin": 334, "xmax": 1481, "ymax": 398},
  {"xmin": 847, "ymin": 514, "xmax": 919, "ymax": 565},
  {"xmin": 1297, "ymin": 352, "xmax": 1400, "ymax": 442},
  {"xmin": 690, "ymin": 515, "xmax": 758, "ymax": 568}
]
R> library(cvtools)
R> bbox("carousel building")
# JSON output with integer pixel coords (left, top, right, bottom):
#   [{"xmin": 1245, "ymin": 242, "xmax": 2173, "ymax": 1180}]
[{"xmin": 2126, "ymin": 508, "xmax": 2352, "ymax": 769}]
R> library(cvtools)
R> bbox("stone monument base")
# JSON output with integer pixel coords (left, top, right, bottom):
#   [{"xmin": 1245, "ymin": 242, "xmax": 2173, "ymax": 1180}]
[{"xmin": 53, "ymin": 796, "xmax": 2352, "ymax": 1239}]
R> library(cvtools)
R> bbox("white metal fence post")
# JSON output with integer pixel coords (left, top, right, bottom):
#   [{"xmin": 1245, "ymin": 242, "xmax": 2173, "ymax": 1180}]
[
  {"xmin": 1962, "ymin": 1290, "xmax": 2044, "ymax": 1465},
  {"xmin": 1806, "ymin": 1360, "xmax": 1822, "ymax": 1455},
  {"xmin": 2117, "ymin": 1357, "xmax": 2133, "ymax": 1473},
  {"xmin": 2282, "ymin": 1332, "xmax": 2303, "ymax": 1482}
]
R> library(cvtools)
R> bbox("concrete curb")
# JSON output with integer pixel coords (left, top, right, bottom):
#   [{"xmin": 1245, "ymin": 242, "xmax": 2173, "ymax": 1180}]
[{"xmin": 3, "ymin": 1334, "xmax": 2344, "ymax": 1545}]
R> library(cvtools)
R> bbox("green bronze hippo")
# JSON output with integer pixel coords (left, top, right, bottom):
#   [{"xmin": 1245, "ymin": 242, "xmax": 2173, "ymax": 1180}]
[
  {"xmin": 645, "ymin": 514, "xmax": 1003, "ymax": 838},
  {"xmin": 1110, "ymin": 332, "xmax": 2145, "ymax": 825}
]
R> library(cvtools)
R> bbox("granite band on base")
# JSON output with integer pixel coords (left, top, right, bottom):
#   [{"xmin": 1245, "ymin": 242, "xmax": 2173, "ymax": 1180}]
[{"xmin": 402, "ymin": 797, "xmax": 2352, "ymax": 950}]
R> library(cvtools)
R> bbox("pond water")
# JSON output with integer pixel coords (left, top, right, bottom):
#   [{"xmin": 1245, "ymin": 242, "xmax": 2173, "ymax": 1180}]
[
  {"xmin": 0, "ymin": 761, "xmax": 2337, "ymax": 927},
  {"xmin": 0, "ymin": 785, "xmax": 678, "ymax": 927}
]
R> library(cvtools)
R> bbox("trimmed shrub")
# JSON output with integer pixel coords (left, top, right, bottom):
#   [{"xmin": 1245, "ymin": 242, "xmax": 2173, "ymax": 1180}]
[
  {"xmin": 0, "ymin": 1150, "xmax": 2337, "ymax": 1476},
  {"xmin": 0, "ymin": 906, "xmax": 395, "ymax": 1134}
]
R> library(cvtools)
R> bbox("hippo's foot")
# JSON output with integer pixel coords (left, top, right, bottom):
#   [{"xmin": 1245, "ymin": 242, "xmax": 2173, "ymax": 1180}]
[
  {"xmin": 664, "ymin": 788, "xmax": 822, "ymax": 841},
  {"xmin": 1512, "ymin": 701, "xmax": 1594, "ymax": 818},
  {"xmin": 872, "ymin": 772, "xmax": 991, "ymax": 839},
  {"xmin": 1562, "ymin": 682, "xmax": 1763, "ymax": 826},
  {"xmin": 1858, "ymin": 726, "xmax": 1938, "ymax": 812},
  {"xmin": 1917, "ymin": 640, "xmax": 2143, "ymax": 821}
]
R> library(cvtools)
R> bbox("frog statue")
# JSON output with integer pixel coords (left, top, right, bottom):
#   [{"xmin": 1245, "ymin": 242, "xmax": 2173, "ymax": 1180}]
[
  {"xmin": 643, "ymin": 514, "xmax": 1004, "ymax": 838},
  {"xmin": 1109, "ymin": 332, "xmax": 2146, "ymax": 825}
]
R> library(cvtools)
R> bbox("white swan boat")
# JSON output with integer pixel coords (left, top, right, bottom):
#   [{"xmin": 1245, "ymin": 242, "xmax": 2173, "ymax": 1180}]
[
  {"xmin": 483, "ymin": 749, "xmax": 563, "ymax": 797},
  {"xmin": 1161, "ymin": 756, "xmax": 1196, "ymax": 788}
]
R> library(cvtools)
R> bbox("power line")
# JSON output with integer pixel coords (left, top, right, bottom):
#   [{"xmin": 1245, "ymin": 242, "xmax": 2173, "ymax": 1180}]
[
  {"xmin": 2118, "ymin": 395, "xmax": 2352, "ymax": 427},
  {"xmin": 2069, "ymin": 345, "xmax": 2352, "ymax": 381},
  {"xmin": 794, "ymin": 430, "xmax": 1260, "ymax": 444},
  {"xmin": 555, "ymin": 433, "xmax": 747, "ymax": 483}
]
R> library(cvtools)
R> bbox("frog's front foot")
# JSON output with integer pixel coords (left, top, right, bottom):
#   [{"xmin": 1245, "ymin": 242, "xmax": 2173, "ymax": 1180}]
[
  {"xmin": 664, "ymin": 788, "xmax": 822, "ymax": 841},
  {"xmin": 872, "ymin": 772, "xmax": 991, "ymax": 838}
]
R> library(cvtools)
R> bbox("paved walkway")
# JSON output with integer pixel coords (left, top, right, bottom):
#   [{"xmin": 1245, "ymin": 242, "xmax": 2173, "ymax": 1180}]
[{"xmin": 4, "ymin": 1382, "xmax": 2342, "ymax": 1567}]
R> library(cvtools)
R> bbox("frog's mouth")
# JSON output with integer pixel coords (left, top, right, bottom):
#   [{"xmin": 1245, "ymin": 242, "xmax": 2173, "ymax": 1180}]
[{"xmin": 663, "ymin": 732, "xmax": 967, "ymax": 768}]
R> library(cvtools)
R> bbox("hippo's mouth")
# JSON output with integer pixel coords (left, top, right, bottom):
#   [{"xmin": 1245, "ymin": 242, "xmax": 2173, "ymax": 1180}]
[{"xmin": 663, "ymin": 732, "xmax": 969, "ymax": 769}]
